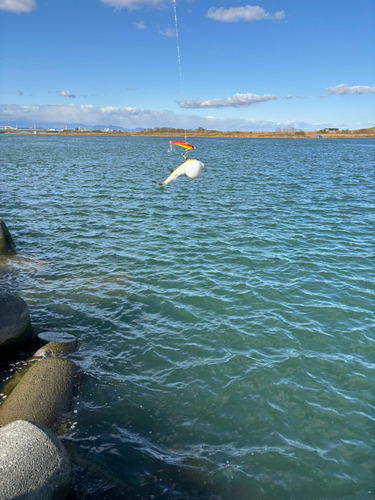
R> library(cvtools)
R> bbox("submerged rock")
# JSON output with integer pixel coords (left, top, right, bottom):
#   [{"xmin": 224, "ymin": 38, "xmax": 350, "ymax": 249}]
[
  {"xmin": 0, "ymin": 292, "xmax": 33, "ymax": 353},
  {"xmin": 0, "ymin": 420, "xmax": 71, "ymax": 500},
  {"xmin": 34, "ymin": 332, "xmax": 78, "ymax": 357},
  {"xmin": 0, "ymin": 357, "xmax": 76, "ymax": 431},
  {"xmin": 0, "ymin": 221, "xmax": 16, "ymax": 253}
]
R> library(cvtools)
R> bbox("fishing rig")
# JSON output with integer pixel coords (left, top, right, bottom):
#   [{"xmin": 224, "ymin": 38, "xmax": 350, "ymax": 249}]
[{"xmin": 168, "ymin": 140, "xmax": 196, "ymax": 160}]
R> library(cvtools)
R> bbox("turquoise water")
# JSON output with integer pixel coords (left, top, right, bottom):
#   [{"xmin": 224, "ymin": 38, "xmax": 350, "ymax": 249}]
[{"xmin": 1, "ymin": 135, "xmax": 375, "ymax": 499}]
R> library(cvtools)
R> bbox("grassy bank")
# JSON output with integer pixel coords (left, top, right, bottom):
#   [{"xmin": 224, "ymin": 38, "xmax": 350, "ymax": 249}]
[{"xmin": 4, "ymin": 126, "xmax": 375, "ymax": 139}]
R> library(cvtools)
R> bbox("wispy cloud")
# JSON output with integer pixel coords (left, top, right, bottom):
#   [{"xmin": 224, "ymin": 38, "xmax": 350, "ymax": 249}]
[
  {"xmin": 159, "ymin": 27, "xmax": 175, "ymax": 37},
  {"xmin": 207, "ymin": 5, "xmax": 285, "ymax": 23},
  {"xmin": 58, "ymin": 90, "xmax": 76, "ymax": 99},
  {"xmin": 0, "ymin": 103, "xmax": 322, "ymax": 131},
  {"xmin": 177, "ymin": 92, "xmax": 292, "ymax": 109},
  {"xmin": 0, "ymin": 0, "xmax": 35, "ymax": 13},
  {"xmin": 18, "ymin": 90, "xmax": 33, "ymax": 96},
  {"xmin": 99, "ymin": 0, "xmax": 165, "ymax": 11},
  {"xmin": 326, "ymin": 84, "xmax": 375, "ymax": 96},
  {"xmin": 126, "ymin": 88, "xmax": 138, "ymax": 91},
  {"xmin": 0, "ymin": 103, "xmax": 167, "ymax": 122},
  {"xmin": 133, "ymin": 20, "xmax": 146, "ymax": 29}
]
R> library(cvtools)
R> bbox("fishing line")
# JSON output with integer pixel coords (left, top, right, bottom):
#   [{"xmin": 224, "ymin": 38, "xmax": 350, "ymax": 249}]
[
  {"xmin": 172, "ymin": 0, "xmax": 187, "ymax": 142},
  {"xmin": 173, "ymin": 0, "xmax": 182, "ymax": 89}
]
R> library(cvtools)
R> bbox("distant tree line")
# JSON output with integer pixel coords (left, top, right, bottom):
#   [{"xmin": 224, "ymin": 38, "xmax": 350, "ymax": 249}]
[{"xmin": 141, "ymin": 127, "xmax": 222, "ymax": 134}]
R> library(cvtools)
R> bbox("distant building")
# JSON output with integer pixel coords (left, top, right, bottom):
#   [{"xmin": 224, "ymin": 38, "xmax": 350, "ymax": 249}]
[{"xmin": 324, "ymin": 128, "xmax": 339, "ymax": 132}]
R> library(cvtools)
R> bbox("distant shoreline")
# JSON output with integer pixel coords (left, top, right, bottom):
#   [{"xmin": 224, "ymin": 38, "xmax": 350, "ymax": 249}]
[{"xmin": 2, "ymin": 130, "xmax": 375, "ymax": 139}]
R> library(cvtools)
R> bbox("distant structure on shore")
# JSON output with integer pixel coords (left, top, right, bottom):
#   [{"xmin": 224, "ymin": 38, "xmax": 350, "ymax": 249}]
[{"xmin": 0, "ymin": 125, "xmax": 62, "ymax": 134}]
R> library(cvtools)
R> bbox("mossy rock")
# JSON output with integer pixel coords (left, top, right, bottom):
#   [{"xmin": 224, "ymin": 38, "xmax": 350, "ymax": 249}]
[{"xmin": 0, "ymin": 357, "xmax": 76, "ymax": 431}]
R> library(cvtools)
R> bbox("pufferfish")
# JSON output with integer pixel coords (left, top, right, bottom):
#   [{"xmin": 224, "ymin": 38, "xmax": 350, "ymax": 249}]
[{"xmin": 159, "ymin": 159, "xmax": 205, "ymax": 187}]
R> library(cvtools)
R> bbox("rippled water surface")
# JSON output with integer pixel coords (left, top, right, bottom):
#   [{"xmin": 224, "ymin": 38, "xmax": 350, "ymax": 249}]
[{"xmin": 1, "ymin": 135, "xmax": 375, "ymax": 499}]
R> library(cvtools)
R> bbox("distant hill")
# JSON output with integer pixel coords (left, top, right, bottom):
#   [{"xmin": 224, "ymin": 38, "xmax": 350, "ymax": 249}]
[{"xmin": 91, "ymin": 125, "xmax": 144, "ymax": 132}]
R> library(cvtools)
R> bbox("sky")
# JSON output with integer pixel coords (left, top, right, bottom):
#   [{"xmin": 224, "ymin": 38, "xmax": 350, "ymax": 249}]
[{"xmin": 0, "ymin": 0, "xmax": 374, "ymax": 131}]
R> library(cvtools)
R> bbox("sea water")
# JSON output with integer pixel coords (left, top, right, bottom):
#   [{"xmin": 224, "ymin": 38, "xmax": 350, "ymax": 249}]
[{"xmin": 1, "ymin": 135, "xmax": 374, "ymax": 500}]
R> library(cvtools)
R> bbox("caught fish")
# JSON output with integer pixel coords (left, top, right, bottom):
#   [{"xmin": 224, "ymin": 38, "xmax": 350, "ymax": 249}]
[{"xmin": 159, "ymin": 159, "xmax": 205, "ymax": 187}]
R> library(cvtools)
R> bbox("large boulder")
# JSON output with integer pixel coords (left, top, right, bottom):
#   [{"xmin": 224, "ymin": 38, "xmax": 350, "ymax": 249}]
[
  {"xmin": 0, "ymin": 357, "xmax": 76, "ymax": 430},
  {"xmin": 0, "ymin": 420, "xmax": 71, "ymax": 500},
  {"xmin": 0, "ymin": 292, "xmax": 34, "ymax": 352},
  {"xmin": 0, "ymin": 221, "xmax": 16, "ymax": 253}
]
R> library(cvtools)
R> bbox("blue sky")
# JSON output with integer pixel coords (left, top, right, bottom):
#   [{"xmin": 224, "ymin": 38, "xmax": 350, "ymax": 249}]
[{"xmin": 0, "ymin": 0, "xmax": 374, "ymax": 130}]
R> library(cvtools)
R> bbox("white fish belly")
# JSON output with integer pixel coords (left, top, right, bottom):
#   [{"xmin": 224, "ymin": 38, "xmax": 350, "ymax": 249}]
[{"xmin": 185, "ymin": 160, "xmax": 204, "ymax": 180}]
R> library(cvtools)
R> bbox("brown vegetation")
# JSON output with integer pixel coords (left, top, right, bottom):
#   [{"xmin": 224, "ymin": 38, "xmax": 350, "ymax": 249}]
[{"xmin": 6, "ymin": 126, "xmax": 375, "ymax": 139}]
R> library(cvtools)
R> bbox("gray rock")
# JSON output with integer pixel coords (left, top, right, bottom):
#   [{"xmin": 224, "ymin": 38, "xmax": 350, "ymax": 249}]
[
  {"xmin": 0, "ymin": 357, "xmax": 76, "ymax": 431},
  {"xmin": 0, "ymin": 292, "xmax": 33, "ymax": 351},
  {"xmin": 0, "ymin": 420, "xmax": 71, "ymax": 500},
  {"xmin": 35, "ymin": 332, "xmax": 77, "ymax": 357},
  {"xmin": 0, "ymin": 221, "xmax": 16, "ymax": 253}
]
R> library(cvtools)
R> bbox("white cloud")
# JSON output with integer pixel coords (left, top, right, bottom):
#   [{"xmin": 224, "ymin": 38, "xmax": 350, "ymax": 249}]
[
  {"xmin": 159, "ymin": 27, "xmax": 175, "ymax": 37},
  {"xmin": 0, "ymin": 103, "xmax": 319, "ymax": 131},
  {"xmin": 177, "ymin": 92, "xmax": 292, "ymax": 109},
  {"xmin": 133, "ymin": 20, "xmax": 146, "ymax": 29},
  {"xmin": 58, "ymin": 91, "xmax": 76, "ymax": 99},
  {"xmin": 0, "ymin": 0, "xmax": 35, "ymax": 13},
  {"xmin": 99, "ymin": 0, "xmax": 165, "ymax": 10},
  {"xmin": 326, "ymin": 84, "xmax": 375, "ymax": 96},
  {"xmin": 207, "ymin": 5, "xmax": 285, "ymax": 23}
]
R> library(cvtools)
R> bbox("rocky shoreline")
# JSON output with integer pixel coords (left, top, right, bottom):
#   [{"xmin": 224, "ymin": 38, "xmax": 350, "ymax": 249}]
[{"xmin": 0, "ymin": 221, "xmax": 77, "ymax": 500}]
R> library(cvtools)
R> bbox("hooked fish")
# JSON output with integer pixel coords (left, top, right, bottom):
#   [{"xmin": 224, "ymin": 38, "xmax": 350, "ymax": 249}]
[{"xmin": 159, "ymin": 159, "xmax": 205, "ymax": 187}]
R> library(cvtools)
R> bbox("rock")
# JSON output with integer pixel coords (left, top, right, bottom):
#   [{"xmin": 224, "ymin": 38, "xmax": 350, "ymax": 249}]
[
  {"xmin": 34, "ymin": 332, "xmax": 77, "ymax": 357},
  {"xmin": 0, "ymin": 357, "xmax": 76, "ymax": 431},
  {"xmin": 0, "ymin": 221, "xmax": 16, "ymax": 253},
  {"xmin": 0, "ymin": 420, "xmax": 71, "ymax": 500},
  {"xmin": 0, "ymin": 292, "xmax": 33, "ymax": 352}
]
